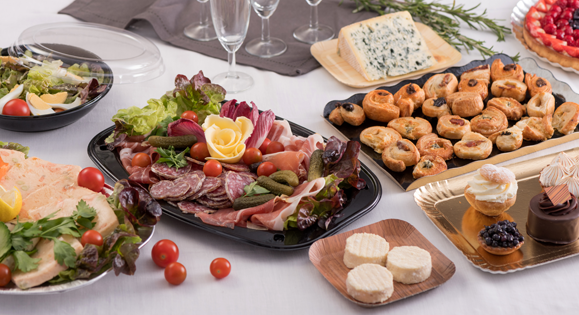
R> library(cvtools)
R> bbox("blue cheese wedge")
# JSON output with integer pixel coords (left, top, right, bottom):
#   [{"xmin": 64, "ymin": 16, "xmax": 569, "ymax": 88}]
[{"xmin": 337, "ymin": 11, "xmax": 435, "ymax": 81}]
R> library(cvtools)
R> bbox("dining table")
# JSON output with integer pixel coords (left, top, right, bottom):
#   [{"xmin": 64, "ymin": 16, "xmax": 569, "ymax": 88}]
[{"xmin": 1, "ymin": 0, "xmax": 579, "ymax": 313}]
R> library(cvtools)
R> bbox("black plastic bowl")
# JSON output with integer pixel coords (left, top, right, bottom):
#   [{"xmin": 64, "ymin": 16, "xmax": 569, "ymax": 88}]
[{"xmin": 0, "ymin": 44, "xmax": 113, "ymax": 132}]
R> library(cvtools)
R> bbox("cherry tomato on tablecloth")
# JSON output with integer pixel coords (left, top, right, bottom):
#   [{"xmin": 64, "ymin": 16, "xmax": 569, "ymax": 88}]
[
  {"xmin": 165, "ymin": 262, "xmax": 187, "ymax": 285},
  {"xmin": 204, "ymin": 160, "xmax": 223, "ymax": 177},
  {"xmin": 2, "ymin": 99, "xmax": 30, "ymax": 116},
  {"xmin": 131, "ymin": 152, "xmax": 151, "ymax": 167},
  {"xmin": 78, "ymin": 167, "xmax": 105, "ymax": 192},
  {"xmin": 181, "ymin": 111, "xmax": 198, "ymax": 123},
  {"xmin": 257, "ymin": 162, "xmax": 277, "ymax": 177},
  {"xmin": 242, "ymin": 148, "xmax": 262, "ymax": 165},
  {"xmin": 210, "ymin": 258, "xmax": 231, "ymax": 279},
  {"xmin": 266, "ymin": 141, "xmax": 284, "ymax": 154},
  {"xmin": 191, "ymin": 142, "xmax": 210, "ymax": 161},
  {"xmin": 152, "ymin": 239, "xmax": 179, "ymax": 268},
  {"xmin": 259, "ymin": 138, "xmax": 271, "ymax": 155},
  {"xmin": 0, "ymin": 264, "xmax": 11, "ymax": 287},
  {"xmin": 81, "ymin": 230, "xmax": 104, "ymax": 247}
]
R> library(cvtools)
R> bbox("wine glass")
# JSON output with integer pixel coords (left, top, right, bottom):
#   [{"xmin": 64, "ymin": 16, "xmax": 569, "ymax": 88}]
[
  {"xmin": 210, "ymin": 0, "xmax": 254, "ymax": 93},
  {"xmin": 183, "ymin": 0, "xmax": 217, "ymax": 41},
  {"xmin": 293, "ymin": 0, "xmax": 334, "ymax": 44},
  {"xmin": 245, "ymin": 0, "xmax": 287, "ymax": 58}
]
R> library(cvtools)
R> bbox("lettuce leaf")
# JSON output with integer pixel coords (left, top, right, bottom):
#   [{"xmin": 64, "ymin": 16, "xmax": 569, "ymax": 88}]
[
  {"xmin": 110, "ymin": 101, "xmax": 169, "ymax": 136},
  {"xmin": 0, "ymin": 141, "xmax": 29, "ymax": 158}
]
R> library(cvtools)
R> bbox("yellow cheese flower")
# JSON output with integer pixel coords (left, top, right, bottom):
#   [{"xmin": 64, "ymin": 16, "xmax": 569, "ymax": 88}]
[{"xmin": 202, "ymin": 115, "xmax": 254, "ymax": 164}]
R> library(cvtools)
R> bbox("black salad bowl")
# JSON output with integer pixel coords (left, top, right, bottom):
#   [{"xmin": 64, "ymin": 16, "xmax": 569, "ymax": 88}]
[{"xmin": 0, "ymin": 44, "xmax": 113, "ymax": 132}]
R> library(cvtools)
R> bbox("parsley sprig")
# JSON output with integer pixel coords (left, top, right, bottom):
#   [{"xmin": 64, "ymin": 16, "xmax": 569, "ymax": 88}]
[
  {"xmin": 0, "ymin": 200, "xmax": 97, "ymax": 272},
  {"xmin": 155, "ymin": 146, "xmax": 190, "ymax": 169}
]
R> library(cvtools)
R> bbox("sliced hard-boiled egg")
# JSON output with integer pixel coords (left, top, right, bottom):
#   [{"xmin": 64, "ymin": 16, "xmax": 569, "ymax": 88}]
[
  {"xmin": 49, "ymin": 97, "xmax": 81, "ymax": 111},
  {"xmin": 53, "ymin": 68, "xmax": 93, "ymax": 85},
  {"xmin": 0, "ymin": 84, "xmax": 24, "ymax": 112},
  {"xmin": 0, "ymin": 56, "xmax": 18, "ymax": 64},
  {"xmin": 26, "ymin": 92, "xmax": 55, "ymax": 116},
  {"xmin": 40, "ymin": 92, "xmax": 68, "ymax": 104}
]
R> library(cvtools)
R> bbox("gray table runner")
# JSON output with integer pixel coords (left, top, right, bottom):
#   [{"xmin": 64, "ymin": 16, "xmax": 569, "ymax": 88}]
[{"xmin": 59, "ymin": 0, "xmax": 379, "ymax": 76}]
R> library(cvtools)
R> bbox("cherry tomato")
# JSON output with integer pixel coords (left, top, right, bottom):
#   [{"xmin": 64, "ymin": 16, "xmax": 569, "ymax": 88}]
[
  {"xmin": 242, "ymin": 148, "xmax": 262, "ymax": 165},
  {"xmin": 257, "ymin": 162, "xmax": 277, "ymax": 177},
  {"xmin": 181, "ymin": 111, "xmax": 198, "ymax": 123},
  {"xmin": 210, "ymin": 258, "xmax": 231, "ymax": 279},
  {"xmin": 2, "ymin": 99, "xmax": 30, "ymax": 116},
  {"xmin": 266, "ymin": 141, "xmax": 285, "ymax": 154},
  {"xmin": 259, "ymin": 138, "xmax": 271, "ymax": 155},
  {"xmin": 204, "ymin": 159, "xmax": 223, "ymax": 177},
  {"xmin": 78, "ymin": 167, "xmax": 105, "ymax": 192},
  {"xmin": 191, "ymin": 142, "xmax": 210, "ymax": 161},
  {"xmin": 165, "ymin": 262, "xmax": 187, "ymax": 285},
  {"xmin": 0, "ymin": 264, "xmax": 11, "ymax": 287},
  {"xmin": 151, "ymin": 239, "xmax": 179, "ymax": 268},
  {"xmin": 80, "ymin": 230, "xmax": 103, "ymax": 247},
  {"xmin": 131, "ymin": 152, "xmax": 151, "ymax": 167}
]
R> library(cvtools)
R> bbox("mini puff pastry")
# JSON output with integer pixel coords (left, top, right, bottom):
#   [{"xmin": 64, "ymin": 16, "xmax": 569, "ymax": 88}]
[
  {"xmin": 470, "ymin": 106, "xmax": 509, "ymax": 137},
  {"xmin": 491, "ymin": 79, "xmax": 528, "ymax": 102},
  {"xmin": 387, "ymin": 117, "xmax": 432, "ymax": 140},
  {"xmin": 552, "ymin": 102, "xmax": 579, "ymax": 135},
  {"xmin": 340, "ymin": 103, "xmax": 365, "ymax": 126},
  {"xmin": 515, "ymin": 115, "xmax": 554, "ymax": 141},
  {"xmin": 490, "ymin": 59, "xmax": 524, "ymax": 82},
  {"xmin": 362, "ymin": 89, "xmax": 400, "ymax": 122},
  {"xmin": 416, "ymin": 133, "xmax": 454, "ymax": 160},
  {"xmin": 412, "ymin": 155, "xmax": 448, "ymax": 179},
  {"xmin": 360, "ymin": 126, "xmax": 402, "ymax": 154},
  {"xmin": 437, "ymin": 115, "xmax": 471, "ymax": 139},
  {"xmin": 453, "ymin": 132, "xmax": 493, "ymax": 160},
  {"xmin": 446, "ymin": 92, "xmax": 484, "ymax": 117},
  {"xmin": 525, "ymin": 73, "xmax": 552, "ymax": 97},
  {"xmin": 526, "ymin": 92, "xmax": 555, "ymax": 117},
  {"xmin": 460, "ymin": 64, "xmax": 490, "ymax": 82},
  {"xmin": 458, "ymin": 78, "xmax": 489, "ymax": 100},
  {"xmin": 423, "ymin": 73, "xmax": 458, "ymax": 99},
  {"xmin": 382, "ymin": 140, "xmax": 420, "ymax": 172},
  {"xmin": 394, "ymin": 83, "xmax": 425, "ymax": 117},
  {"xmin": 486, "ymin": 97, "xmax": 526, "ymax": 120},
  {"xmin": 422, "ymin": 97, "xmax": 452, "ymax": 118},
  {"xmin": 488, "ymin": 126, "xmax": 524, "ymax": 152}
]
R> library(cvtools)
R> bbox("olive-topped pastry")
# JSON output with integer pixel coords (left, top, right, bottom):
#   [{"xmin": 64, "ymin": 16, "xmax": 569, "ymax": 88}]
[{"xmin": 329, "ymin": 102, "xmax": 365, "ymax": 126}]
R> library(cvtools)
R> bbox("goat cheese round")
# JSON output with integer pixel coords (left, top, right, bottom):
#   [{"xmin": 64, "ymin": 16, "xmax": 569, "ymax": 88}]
[
  {"xmin": 346, "ymin": 264, "xmax": 394, "ymax": 304},
  {"xmin": 386, "ymin": 246, "xmax": 432, "ymax": 284},
  {"xmin": 343, "ymin": 233, "xmax": 389, "ymax": 268}
]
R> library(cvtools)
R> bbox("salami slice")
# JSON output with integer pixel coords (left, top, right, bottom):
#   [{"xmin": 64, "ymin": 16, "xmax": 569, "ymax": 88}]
[
  {"xmin": 189, "ymin": 177, "xmax": 221, "ymax": 200},
  {"xmin": 185, "ymin": 156, "xmax": 206, "ymax": 166},
  {"xmin": 151, "ymin": 162, "xmax": 192, "ymax": 179},
  {"xmin": 166, "ymin": 172, "xmax": 205, "ymax": 201},
  {"xmin": 206, "ymin": 184, "xmax": 225, "ymax": 198},
  {"xmin": 196, "ymin": 196, "xmax": 233, "ymax": 209},
  {"xmin": 149, "ymin": 180, "xmax": 190, "ymax": 199},
  {"xmin": 224, "ymin": 171, "xmax": 255, "ymax": 203},
  {"xmin": 207, "ymin": 193, "xmax": 229, "ymax": 202},
  {"xmin": 221, "ymin": 163, "xmax": 250, "ymax": 172},
  {"xmin": 236, "ymin": 171, "xmax": 258, "ymax": 180},
  {"xmin": 178, "ymin": 201, "xmax": 217, "ymax": 214}
]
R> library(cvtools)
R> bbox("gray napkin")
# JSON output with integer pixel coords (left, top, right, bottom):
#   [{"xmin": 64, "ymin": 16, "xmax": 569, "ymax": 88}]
[{"xmin": 59, "ymin": 0, "xmax": 379, "ymax": 76}]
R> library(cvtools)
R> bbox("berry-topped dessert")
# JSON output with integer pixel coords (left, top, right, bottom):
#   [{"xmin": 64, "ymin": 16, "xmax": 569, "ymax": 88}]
[
  {"xmin": 525, "ymin": 0, "xmax": 579, "ymax": 70},
  {"xmin": 477, "ymin": 220, "xmax": 525, "ymax": 255}
]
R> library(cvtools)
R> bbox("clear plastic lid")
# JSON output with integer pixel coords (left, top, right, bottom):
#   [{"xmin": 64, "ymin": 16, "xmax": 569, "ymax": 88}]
[{"xmin": 7, "ymin": 22, "xmax": 165, "ymax": 84}]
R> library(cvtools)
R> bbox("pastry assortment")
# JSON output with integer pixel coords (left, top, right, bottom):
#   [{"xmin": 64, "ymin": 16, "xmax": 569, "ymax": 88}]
[
  {"xmin": 327, "ymin": 57, "xmax": 579, "ymax": 182},
  {"xmin": 343, "ymin": 233, "xmax": 432, "ymax": 304}
]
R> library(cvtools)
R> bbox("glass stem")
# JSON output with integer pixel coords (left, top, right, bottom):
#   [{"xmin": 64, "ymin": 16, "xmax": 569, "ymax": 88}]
[
  {"xmin": 309, "ymin": 4, "xmax": 319, "ymax": 30},
  {"xmin": 199, "ymin": 1, "xmax": 207, "ymax": 26},
  {"xmin": 227, "ymin": 51, "xmax": 237, "ymax": 79},
  {"xmin": 261, "ymin": 17, "xmax": 270, "ymax": 42}
]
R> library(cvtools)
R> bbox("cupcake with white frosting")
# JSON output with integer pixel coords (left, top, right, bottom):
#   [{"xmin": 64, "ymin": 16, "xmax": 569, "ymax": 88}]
[{"xmin": 465, "ymin": 164, "xmax": 518, "ymax": 216}]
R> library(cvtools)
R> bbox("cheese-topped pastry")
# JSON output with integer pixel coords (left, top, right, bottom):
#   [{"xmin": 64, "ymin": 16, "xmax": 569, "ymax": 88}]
[
  {"xmin": 386, "ymin": 246, "xmax": 432, "ymax": 284},
  {"xmin": 337, "ymin": 11, "xmax": 435, "ymax": 81},
  {"xmin": 343, "ymin": 233, "xmax": 390, "ymax": 268},
  {"xmin": 346, "ymin": 264, "xmax": 394, "ymax": 304}
]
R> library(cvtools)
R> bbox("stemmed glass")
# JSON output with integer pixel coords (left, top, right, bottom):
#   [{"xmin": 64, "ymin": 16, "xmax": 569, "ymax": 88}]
[
  {"xmin": 293, "ymin": 0, "xmax": 334, "ymax": 44},
  {"xmin": 183, "ymin": 0, "xmax": 217, "ymax": 41},
  {"xmin": 245, "ymin": 0, "xmax": 286, "ymax": 58},
  {"xmin": 210, "ymin": 0, "xmax": 253, "ymax": 93}
]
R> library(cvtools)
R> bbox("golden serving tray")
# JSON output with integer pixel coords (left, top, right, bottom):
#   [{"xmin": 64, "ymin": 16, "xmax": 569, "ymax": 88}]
[
  {"xmin": 310, "ymin": 22, "xmax": 462, "ymax": 88},
  {"xmin": 414, "ymin": 148, "xmax": 579, "ymax": 273}
]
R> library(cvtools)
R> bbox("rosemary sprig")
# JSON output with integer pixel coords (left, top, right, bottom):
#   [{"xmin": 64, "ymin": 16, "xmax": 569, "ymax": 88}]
[{"xmin": 344, "ymin": 0, "xmax": 519, "ymax": 62}]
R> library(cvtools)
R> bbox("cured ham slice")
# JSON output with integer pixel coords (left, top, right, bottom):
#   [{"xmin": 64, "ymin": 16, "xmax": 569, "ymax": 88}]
[
  {"xmin": 267, "ymin": 120, "xmax": 292, "ymax": 143},
  {"xmin": 251, "ymin": 178, "xmax": 326, "ymax": 231},
  {"xmin": 196, "ymin": 198, "xmax": 278, "ymax": 229},
  {"xmin": 128, "ymin": 165, "xmax": 159, "ymax": 184},
  {"xmin": 262, "ymin": 151, "xmax": 307, "ymax": 179}
]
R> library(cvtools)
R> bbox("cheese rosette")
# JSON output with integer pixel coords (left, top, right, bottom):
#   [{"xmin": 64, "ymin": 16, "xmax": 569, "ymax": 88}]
[{"xmin": 202, "ymin": 114, "xmax": 254, "ymax": 163}]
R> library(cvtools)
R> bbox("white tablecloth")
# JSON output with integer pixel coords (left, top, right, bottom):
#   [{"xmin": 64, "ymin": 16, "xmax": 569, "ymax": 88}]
[{"xmin": 2, "ymin": 0, "xmax": 579, "ymax": 313}]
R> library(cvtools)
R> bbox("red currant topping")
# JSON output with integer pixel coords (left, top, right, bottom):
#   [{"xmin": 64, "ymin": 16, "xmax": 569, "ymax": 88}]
[
  {"xmin": 561, "ymin": 10, "xmax": 573, "ymax": 21},
  {"xmin": 573, "ymin": 29, "xmax": 579, "ymax": 39},
  {"xmin": 564, "ymin": 25, "xmax": 574, "ymax": 35},
  {"xmin": 544, "ymin": 23, "xmax": 558, "ymax": 35},
  {"xmin": 550, "ymin": 5, "xmax": 563, "ymax": 18},
  {"xmin": 556, "ymin": 29, "xmax": 566, "ymax": 40},
  {"xmin": 556, "ymin": 18, "xmax": 570, "ymax": 28},
  {"xmin": 543, "ymin": 15, "xmax": 555, "ymax": 27},
  {"xmin": 557, "ymin": 0, "xmax": 568, "ymax": 10},
  {"xmin": 570, "ymin": 0, "xmax": 579, "ymax": 9},
  {"xmin": 565, "ymin": 35, "xmax": 576, "ymax": 46}
]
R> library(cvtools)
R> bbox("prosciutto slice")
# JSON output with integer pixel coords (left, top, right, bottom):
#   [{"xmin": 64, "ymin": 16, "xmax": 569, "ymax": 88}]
[
  {"xmin": 128, "ymin": 165, "xmax": 159, "ymax": 184},
  {"xmin": 262, "ymin": 151, "xmax": 307, "ymax": 179},
  {"xmin": 196, "ymin": 198, "xmax": 278, "ymax": 229},
  {"xmin": 267, "ymin": 120, "xmax": 292, "ymax": 143},
  {"xmin": 251, "ymin": 178, "xmax": 326, "ymax": 231}
]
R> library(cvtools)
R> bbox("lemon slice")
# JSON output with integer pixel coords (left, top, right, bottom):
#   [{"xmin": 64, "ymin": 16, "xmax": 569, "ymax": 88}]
[{"xmin": 0, "ymin": 186, "xmax": 22, "ymax": 222}]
